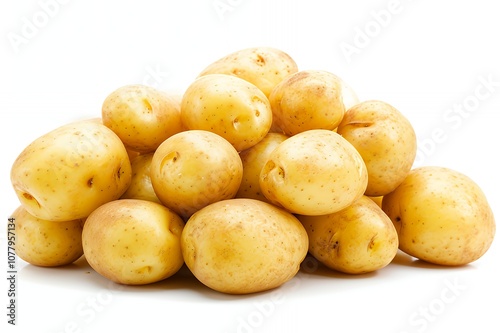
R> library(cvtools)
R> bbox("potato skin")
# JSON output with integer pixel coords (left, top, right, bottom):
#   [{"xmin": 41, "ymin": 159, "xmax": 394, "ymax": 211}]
[
  {"xmin": 269, "ymin": 70, "xmax": 345, "ymax": 136},
  {"xmin": 82, "ymin": 199, "xmax": 185, "ymax": 285},
  {"xmin": 102, "ymin": 85, "xmax": 183, "ymax": 153},
  {"xmin": 298, "ymin": 196, "xmax": 398, "ymax": 274},
  {"xmin": 382, "ymin": 166, "xmax": 496, "ymax": 266},
  {"xmin": 120, "ymin": 153, "xmax": 162, "ymax": 204},
  {"xmin": 181, "ymin": 198, "xmax": 309, "ymax": 294},
  {"xmin": 150, "ymin": 130, "xmax": 243, "ymax": 220},
  {"xmin": 259, "ymin": 129, "xmax": 368, "ymax": 215},
  {"xmin": 198, "ymin": 46, "xmax": 298, "ymax": 97},
  {"xmin": 10, "ymin": 120, "xmax": 132, "ymax": 221},
  {"xmin": 337, "ymin": 100, "xmax": 417, "ymax": 197},
  {"xmin": 181, "ymin": 74, "xmax": 273, "ymax": 151},
  {"xmin": 12, "ymin": 206, "xmax": 83, "ymax": 267}
]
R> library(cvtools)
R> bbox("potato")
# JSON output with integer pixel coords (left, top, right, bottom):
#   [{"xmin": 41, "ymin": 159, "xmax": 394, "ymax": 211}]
[
  {"xmin": 269, "ymin": 70, "xmax": 345, "ymax": 136},
  {"xmin": 10, "ymin": 120, "xmax": 132, "ymax": 221},
  {"xmin": 11, "ymin": 205, "xmax": 83, "ymax": 267},
  {"xmin": 181, "ymin": 198, "xmax": 308, "ymax": 294},
  {"xmin": 82, "ymin": 199, "xmax": 185, "ymax": 285},
  {"xmin": 120, "ymin": 153, "xmax": 161, "ymax": 204},
  {"xmin": 298, "ymin": 196, "xmax": 398, "ymax": 274},
  {"xmin": 382, "ymin": 166, "xmax": 496, "ymax": 266},
  {"xmin": 259, "ymin": 129, "xmax": 368, "ymax": 215},
  {"xmin": 197, "ymin": 46, "xmax": 298, "ymax": 97},
  {"xmin": 235, "ymin": 132, "xmax": 288, "ymax": 203},
  {"xmin": 181, "ymin": 74, "xmax": 273, "ymax": 151},
  {"xmin": 102, "ymin": 84, "xmax": 183, "ymax": 153},
  {"xmin": 337, "ymin": 100, "xmax": 417, "ymax": 197},
  {"xmin": 150, "ymin": 130, "xmax": 243, "ymax": 220}
]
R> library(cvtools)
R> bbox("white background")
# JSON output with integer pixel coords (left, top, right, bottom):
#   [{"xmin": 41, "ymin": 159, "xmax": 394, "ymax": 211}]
[{"xmin": 1, "ymin": 0, "xmax": 499, "ymax": 332}]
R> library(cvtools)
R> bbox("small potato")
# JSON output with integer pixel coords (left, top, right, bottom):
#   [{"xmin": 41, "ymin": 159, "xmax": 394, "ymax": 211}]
[
  {"xmin": 150, "ymin": 130, "xmax": 243, "ymax": 220},
  {"xmin": 260, "ymin": 129, "xmax": 368, "ymax": 215},
  {"xmin": 181, "ymin": 198, "xmax": 309, "ymax": 294},
  {"xmin": 120, "ymin": 153, "xmax": 161, "ymax": 204},
  {"xmin": 10, "ymin": 120, "xmax": 132, "ymax": 221},
  {"xmin": 102, "ymin": 84, "xmax": 184, "ymax": 153},
  {"xmin": 337, "ymin": 100, "xmax": 417, "ymax": 197},
  {"xmin": 298, "ymin": 196, "xmax": 399, "ymax": 274},
  {"xmin": 82, "ymin": 199, "xmax": 185, "ymax": 285},
  {"xmin": 269, "ymin": 70, "xmax": 345, "ymax": 136},
  {"xmin": 181, "ymin": 74, "xmax": 273, "ymax": 151},
  {"xmin": 11, "ymin": 206, "xmax": 83, "ymax": 267},
  {"xmin": 235, "ymin": 132, "xmax": 288, "ymax": 203},
  {"xmin": 382, "ymin": 166, "xmax": 496, "ymax": 266},
  {"xmin": 198, "ymin": 46, "xmax": 298, "ymax": 97}
]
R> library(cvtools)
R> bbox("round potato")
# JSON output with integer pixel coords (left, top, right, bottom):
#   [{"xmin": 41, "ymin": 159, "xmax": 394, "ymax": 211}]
[
  {"xmin": 259, "ymin": 129, "xmax": 368, "ymax": 215},
  {"xmin": 150, "ymin": 130, "xmax": 243, "ymax": 220},
  {"xmin": 298, "ymin": 196, "xmax": 398, "ymax": 274},
  {"xmin": 181, "ymin": 198, "xmax": 309, "ymax": 294},
  {"xmin": 382, "ymin": 166, "xmax": 496, "ymax": 266},
  {"xmin": 102, "ymin": 84, "xmax": 183, "ymax": 153},
  {"xmin": 120, "ymin": 153, "xmax": 161, "ymax": 204},
  {"xmin": 11, "ymin": 205, "xmax": 83, "ymax": 267},
  {"xmin": 197, "ymin": 46, "xmax": 298, "ymax": 97},
  {"xmin": 337, "ymin": 100, "xmax": 417, "ymax": 197},
  {"xmin": 269, "ymin": 70, "xmax": 345, "ymax": 136},
  {"xmin": 181, "ymin": 74, "xmax": 273, "ymax": 151},
  {"xmin": 10, "ymin": 120, "xmax": 132, "ymax": 221},
  {"xmin": 235, "ymin": 132, "xmax": 288, "ymax": 203},
  {"xmin": 82, "ymin": 199, "xmax": 185, "ymax": 285}
]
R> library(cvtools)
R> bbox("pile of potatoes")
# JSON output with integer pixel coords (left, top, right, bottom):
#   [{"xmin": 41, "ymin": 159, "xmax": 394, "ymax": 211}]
[{"xmin": 9, "ymin": 47, "xmax": 496, "ymax": 295}]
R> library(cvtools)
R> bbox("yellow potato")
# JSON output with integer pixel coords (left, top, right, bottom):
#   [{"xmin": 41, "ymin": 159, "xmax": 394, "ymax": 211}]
[
  {"xmin": 260, "ymin": 129, "xmax": 368, "ymax": 215},
  {"xmin": 102, "ymin": 84, "xmax": 183, "ymax": 153},
  {"xmin": 181, "ymin": 74, "xmax": 273, "ymax": 151},
  {"xmin": 150, "ymin": 130, "xmax": 243, "ymax": 220},
  {"xmin": 367, "ymin": 195, "xmax": 383, "ymax": 208},
  {"xmin": 11, "ymin": 205, "xmax": 83, "ymax": 267},
  {"xmin": 382, "ymin": 166, "xmax": 496, "ymax": 266},
  {"xmin": 235, "ymin": 132, "xmax": 288, "ymax": 203},
  {"xmin": 197, "ymin": 46, "xmax": 298, "ymax": 97},
  {"xmin": 298, "ymin": 196, "xmax": 398, "ymax": 274},
  {"xmin": 10, "ymin": 120, "xmax": 132, "ymax": 221},
  {"xmin": 82, "ymin": 199, "xmax": 185, "ymax": 285},
  {"xmin": 337, "ymin": 100, "xmax": 417, "ymax": 197},
  {"xmin": 120, "ymin": 153, "xmax": 161, "ymax": 204},
  {"xmin": 269, "ymin": 70, "xmax": 345, "ymax": 136},
  {"xmin": 181, "ymin": 198, "xmax": 309, "ymax": 294}
]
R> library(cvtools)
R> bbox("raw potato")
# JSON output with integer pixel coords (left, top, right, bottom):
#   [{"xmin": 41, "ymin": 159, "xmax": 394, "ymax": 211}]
[
  {"xmin": 181, "ymin": 198, "xmax": 309, "ymax": 294},
  {"xmin": 298, "ymin": 196, "xmax": 399, "ymax": 274},
  {"xmin": 181, "ymin": 74, "xmax": 273, "ymax": 151},
  {"xmin": 337, "ymin": 100, "xmax": 417, "ymax": 197},
  {"xmin": 102, "ymin": 84, "xmax": 184, "ymax": 153},
  {"xmin": 198, "ymin": 46, "xmax": 298, "ymax": 97},
  {"xmin": 260, "ymin": 129, "xmax": 368, "ymax": 215},
  {"xmin": 269, "ymin": 70, "xmax": 345, "ymax": 136},
  {"xmin": 10, "ymin": 120, "xmax": 132, "ymax": 221},
  {"xmin": 382, "ymin": 166, "xmax": 496, "ymax": 266},
  {"xmin": 150, "ymin": 130, "xmax": 243, "ymax": 219},
  {"xmin": 235, "ymin": 132, "xmax": 288, "ymax": 203},
  {"xmin": 11, "ymin": 205, "xmax": 83, "ymax": 267},
  {"xmin": 82, "ymin": 199, "xmax": 185, "ymax": 285},
  {"xmin": 120, "ymin": 153, "xmax": 161, "ymax": 204}
]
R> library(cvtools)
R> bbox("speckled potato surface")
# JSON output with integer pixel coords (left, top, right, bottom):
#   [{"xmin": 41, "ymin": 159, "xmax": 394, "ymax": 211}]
[
  {"xmin": 120, "ymin": 153, "xmax": 161, "ymax": 204},
  {"xmin": 337, "ymin": 100, "xmax": 417, "ymax": 197},
  {"xmin": 10, "ymin": 119, "xmax": 132, "ymax": 221},
  {"xmin": 259, "ymin": 129, "xmax": 368, "ymax": 215},
  {"xmin": 82, "ymin": 199, "xmax": 185, "ymax": 285},
  {"xmin": 382, "ymin": 166, "xmax": 496, "ymax": 266},
  {"xmin": 181, "ymin": 198, "xmax": 308, "ymax": 294},
  {"xmin": 298, "ymin": 196, "xmax": 398, "ymax": 274},
  {"xmin": 11, "ymin": 206, "xmax": 83, "ymax": 267}
]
